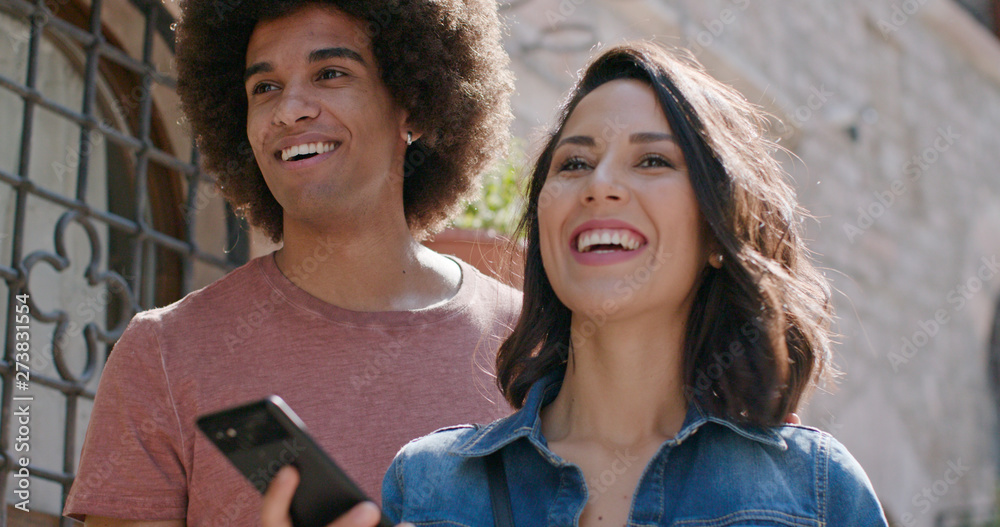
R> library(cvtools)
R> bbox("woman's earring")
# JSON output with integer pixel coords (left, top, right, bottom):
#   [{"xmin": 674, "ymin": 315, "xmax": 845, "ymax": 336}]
[
  {"xmin": 406, "ymin": 131, "xmax": 413, "ymax": 146},
  {"xmin": 710, "ymin": 253, "xmax": 724, "ymax": 268}
]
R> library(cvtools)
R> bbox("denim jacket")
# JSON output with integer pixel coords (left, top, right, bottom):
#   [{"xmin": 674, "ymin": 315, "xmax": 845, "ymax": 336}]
[{"xmin": 383, "ymin": 371, "xmax": 888, "ymax": 526}]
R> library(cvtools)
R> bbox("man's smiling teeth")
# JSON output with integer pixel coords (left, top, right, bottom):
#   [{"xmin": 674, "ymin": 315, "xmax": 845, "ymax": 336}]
[
  {"xmin": 577, "ymin": 229, "xmax": 644, "ymax": 253},
  {"xmin": 281, "ymin": 141, "xmax": 337, "ymax": 161}
]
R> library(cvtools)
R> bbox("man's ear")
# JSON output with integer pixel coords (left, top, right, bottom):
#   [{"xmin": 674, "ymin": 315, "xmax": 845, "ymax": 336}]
[
  {"xmin": 402, "ymin": 129, "xmax": 424, "ymax": 144},
  {"xmin": 402, "ymin": 118, "xmax": 424, "ymax": 144},
  {"xmin": 397, "ymin": 108, "xmax": 420, "ymax": 144}
]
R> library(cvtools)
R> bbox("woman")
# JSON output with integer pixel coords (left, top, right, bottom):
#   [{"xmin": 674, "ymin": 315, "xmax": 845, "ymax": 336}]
[{"xmin": 264, "ymin": 42, "xmax": 887, "ymax": 526}]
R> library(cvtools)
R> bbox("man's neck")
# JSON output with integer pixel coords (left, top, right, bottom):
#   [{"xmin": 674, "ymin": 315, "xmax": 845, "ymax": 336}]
[{"xmin": 274, "ymin": 218, "xmax": 461, "ymax": 312}]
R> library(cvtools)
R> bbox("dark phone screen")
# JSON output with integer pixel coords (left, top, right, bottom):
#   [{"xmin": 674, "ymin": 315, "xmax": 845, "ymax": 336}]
[{"xmin": 198, "ymin": 402, "xmax": 298, "ymax": 491}]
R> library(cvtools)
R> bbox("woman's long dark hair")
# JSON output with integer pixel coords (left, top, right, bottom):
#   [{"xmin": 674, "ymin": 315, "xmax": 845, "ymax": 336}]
[{"xmin": 496, "ymin": 42, "xmax": 834, "ymax": 427}]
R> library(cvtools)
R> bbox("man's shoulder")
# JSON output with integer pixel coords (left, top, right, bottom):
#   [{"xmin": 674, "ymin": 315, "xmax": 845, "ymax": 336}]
[
  {"xmin": 455, "ymin": 259, "xmax": 522, "ymax": 315},
  {"xmin": 139, "ymin": 255, "xmax": 272, "ymax": 323}
]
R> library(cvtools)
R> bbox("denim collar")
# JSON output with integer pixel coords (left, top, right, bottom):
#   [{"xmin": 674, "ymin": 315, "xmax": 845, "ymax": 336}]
[{"xmin": 455, "ymin": 369, "xmax": 787, "ymax": 458}]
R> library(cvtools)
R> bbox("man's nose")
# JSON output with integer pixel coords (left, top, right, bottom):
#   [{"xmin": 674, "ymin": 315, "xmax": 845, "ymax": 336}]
[{"xmin": 272, "ymin": 87, "xmax": 320, "ymax": 126}]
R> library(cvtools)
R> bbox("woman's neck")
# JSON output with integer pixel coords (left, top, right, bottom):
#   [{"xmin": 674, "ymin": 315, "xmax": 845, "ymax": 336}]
[{"xmin": 540, "ymin": 312, "xmax": 689, "ymax": 448}]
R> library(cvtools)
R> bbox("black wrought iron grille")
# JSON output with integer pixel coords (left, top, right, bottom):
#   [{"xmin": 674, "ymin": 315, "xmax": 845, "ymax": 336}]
[{"xmin": 0, "ymin": 0, "xmax": 248, "ymax": 524}]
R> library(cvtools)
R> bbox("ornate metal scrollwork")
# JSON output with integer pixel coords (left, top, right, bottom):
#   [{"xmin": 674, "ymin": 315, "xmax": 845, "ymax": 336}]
[{"xmin": 20, "ymin": 212, "xmax": 137, "ymax": 384}]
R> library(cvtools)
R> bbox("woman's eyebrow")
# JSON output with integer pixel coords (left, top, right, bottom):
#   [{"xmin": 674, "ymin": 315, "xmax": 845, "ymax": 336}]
[
  {"xmin": 630, "ymin": 132, "xmax": 674, "ymax": 144},
  {"xmin": 554, "ymin": 135, "xmax": 595, "ymax": 150}
]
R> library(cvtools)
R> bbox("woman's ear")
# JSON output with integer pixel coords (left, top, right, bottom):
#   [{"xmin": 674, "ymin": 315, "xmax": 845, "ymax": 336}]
[
  {"xmin": 706, "ymin": 233, "xmax": 725, "ymax": 269},
  {"xmin": 704, "ymin": 227, "xmax": 724, "ymax": 269}
]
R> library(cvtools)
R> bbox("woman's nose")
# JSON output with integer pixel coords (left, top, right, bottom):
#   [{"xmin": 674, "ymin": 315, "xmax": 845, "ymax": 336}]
[{"xmin": 582, "ymin": 162, "xmax": 629, "ymax": 205}]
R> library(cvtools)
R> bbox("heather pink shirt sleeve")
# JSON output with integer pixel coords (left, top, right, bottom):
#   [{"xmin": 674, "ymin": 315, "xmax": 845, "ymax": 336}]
[{"xmin": 65, "ymin": 316, "xmax": 188, "ymax": 521}]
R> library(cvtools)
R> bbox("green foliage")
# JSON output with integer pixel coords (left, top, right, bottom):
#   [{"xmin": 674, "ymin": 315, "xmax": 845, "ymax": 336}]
[{"xmin": 450, "ymin": 145, "xmax": 527, "ymax": 236}]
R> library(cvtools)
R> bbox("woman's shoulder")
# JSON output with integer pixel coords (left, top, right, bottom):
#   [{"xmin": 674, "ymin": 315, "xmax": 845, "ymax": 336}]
[
  {"xmin": 775, "ymin": 424, "xmax": 863, "ymax": 469},
  {"xmin": 768, "ymin": 425, "xmax": 885, "ymax": 516},
  {"xmin": 694, "ymin": 422, "xmax": 886, "ymax": 523},
  {"xmin": 387, "ymin": 423, "xmax": 490, "ymax": 482},
  {"xmin": 396, "ymin": 424, "xmax": 483, "ymax": 459},
  {"xmin": 382, "ymin": 424, "xmax": 494, "ymax": 523},
  {"xmin": 767, "ymin": 424, "xmax": 864, "ymax": 474}
]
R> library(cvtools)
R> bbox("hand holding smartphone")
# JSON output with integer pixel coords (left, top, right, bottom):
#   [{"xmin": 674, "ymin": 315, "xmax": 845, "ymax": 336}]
[
  {"xmin": 264, "ymin": 466, "xmax": 388, "ymax": 527},
  {"xmin": 196, "ymin": 396, "xmax": 393, "ymax": 527}
]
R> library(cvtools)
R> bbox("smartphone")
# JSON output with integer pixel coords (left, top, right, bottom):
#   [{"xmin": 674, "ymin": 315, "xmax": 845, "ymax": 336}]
[{"xmin": 196, "ymin": 396, "xmax": 393, "ymax": 527}]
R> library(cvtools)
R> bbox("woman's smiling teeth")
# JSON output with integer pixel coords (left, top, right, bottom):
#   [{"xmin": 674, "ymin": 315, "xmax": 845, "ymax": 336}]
[
  {"xmin": 280, "ymin": 141, "xmax": 338, "ymax": 162},
  {"xmin": 576, "ymin": 229, "xmax": 645, "ymax": 253}
]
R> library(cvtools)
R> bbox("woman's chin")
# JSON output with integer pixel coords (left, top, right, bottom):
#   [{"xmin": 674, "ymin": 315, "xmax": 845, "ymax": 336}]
[{"xmin": 562, "ymin": 294, "xmax": 641, "ymax": 324}]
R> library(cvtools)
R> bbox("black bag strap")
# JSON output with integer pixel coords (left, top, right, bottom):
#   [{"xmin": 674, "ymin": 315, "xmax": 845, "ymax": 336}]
[{"xmin": 484, "ymin": 450, "xmax": 515, "ymax": 527}]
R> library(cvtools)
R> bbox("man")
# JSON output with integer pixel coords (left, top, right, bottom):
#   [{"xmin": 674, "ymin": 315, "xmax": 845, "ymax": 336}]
[{"xmin": 63, "ymin": 1, "xmax": 519, "ymax": 525}]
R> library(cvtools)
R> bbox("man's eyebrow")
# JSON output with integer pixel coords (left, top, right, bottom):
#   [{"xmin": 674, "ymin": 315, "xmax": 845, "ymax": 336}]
[
  {"xmin": 554, "ymin": 135, "xmax": 596, "ymax": 150},
  {"xmin": 309, "ymin": 47, "xmax": 366, "ymax": 65},
  {"xmin": 244, "ymin": 47, "xmax": 366, "ymax": 84},
  {"xmin": 629, "ymin": 132, "xmax": 674, "ymax": 144},
  {"xmin": 244, "ymin": 62, "xmax": 273, "ymax": 83}
]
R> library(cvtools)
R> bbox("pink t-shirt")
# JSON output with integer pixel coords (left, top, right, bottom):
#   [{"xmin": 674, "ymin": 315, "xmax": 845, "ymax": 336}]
[{"xmin": 64, "ymin": 254, "xmax": 520, "ymax": 526}]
